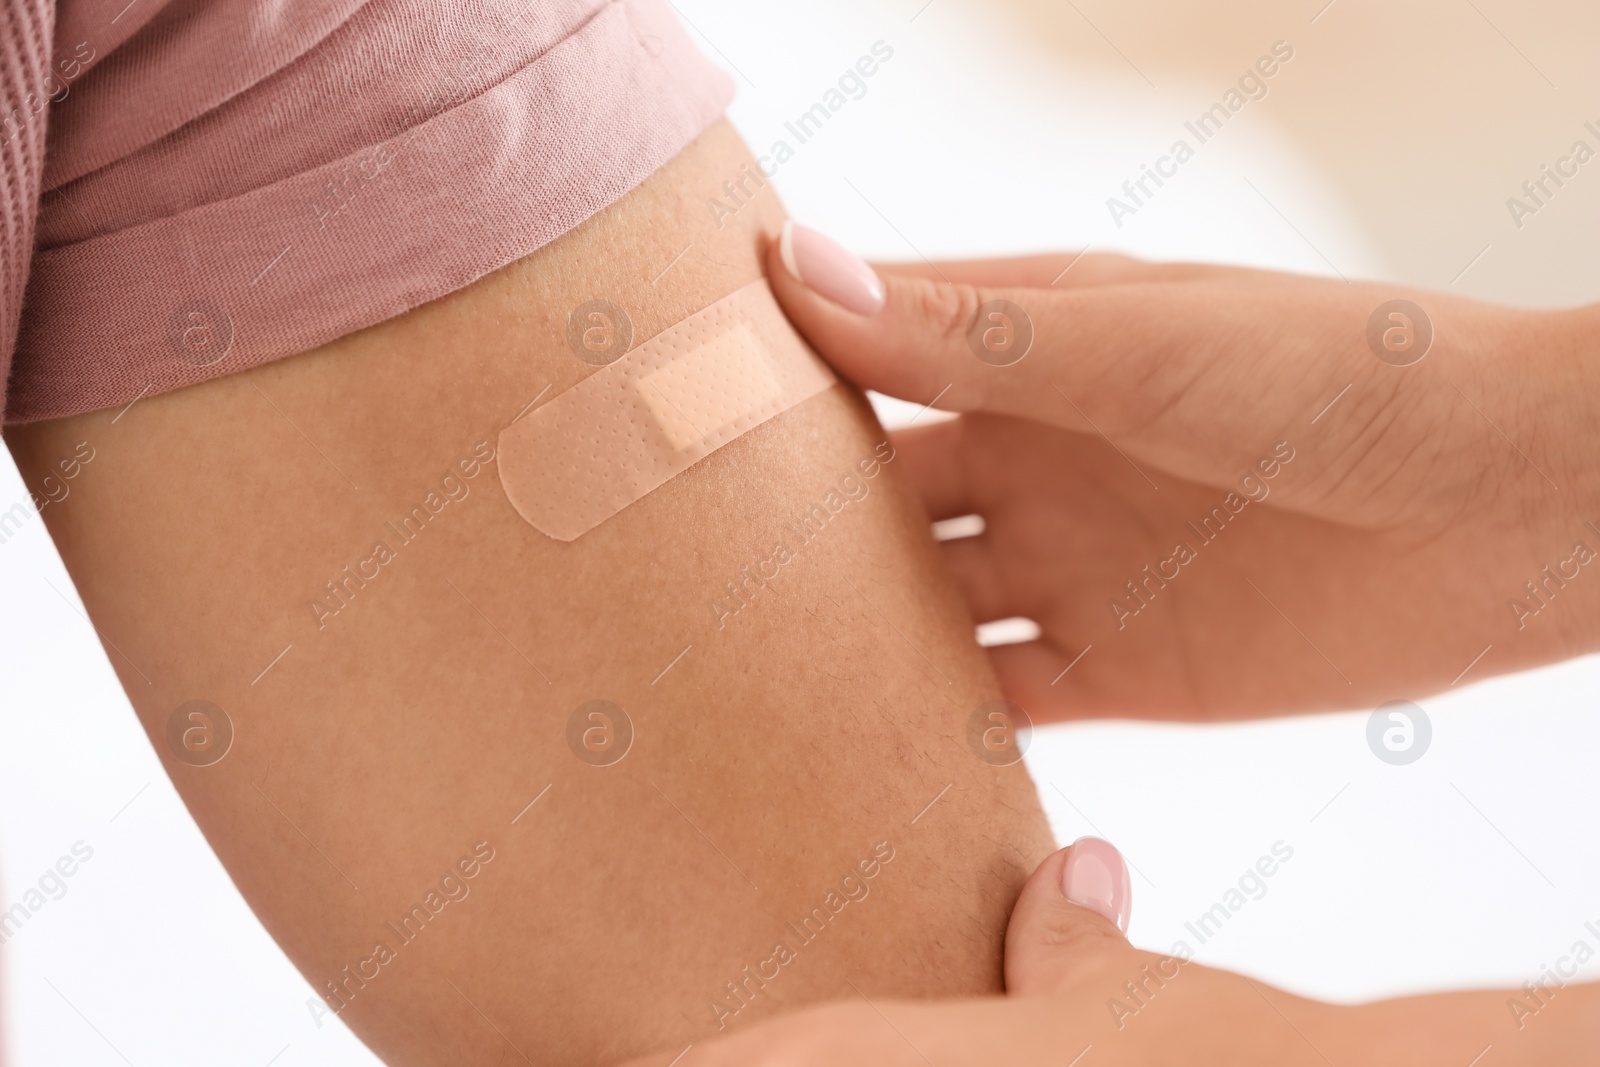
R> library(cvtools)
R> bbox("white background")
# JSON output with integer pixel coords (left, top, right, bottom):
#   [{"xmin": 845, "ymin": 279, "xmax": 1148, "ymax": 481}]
[{"xmin": 4, "ymin": 0, "xmax": 1597, "ymax": 1063}]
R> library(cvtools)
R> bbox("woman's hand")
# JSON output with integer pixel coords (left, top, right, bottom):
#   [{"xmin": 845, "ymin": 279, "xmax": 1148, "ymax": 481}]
[
  {"xmin": 622, "ymin": 839, "xmax": 1597, "ymax": 1066},
  {"xmin": 624, "ymin": 839, "xmax": 1341, "ymax": 1067},
  {"xmin": 766, "ymin": 226, "xmax": 1600, "ymax": 720}
]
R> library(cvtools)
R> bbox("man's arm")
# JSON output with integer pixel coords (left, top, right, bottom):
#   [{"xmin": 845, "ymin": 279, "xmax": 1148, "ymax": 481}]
[{"xmin": 5, "ymin": 120, "xmax": 1054, "ymax": 1066}]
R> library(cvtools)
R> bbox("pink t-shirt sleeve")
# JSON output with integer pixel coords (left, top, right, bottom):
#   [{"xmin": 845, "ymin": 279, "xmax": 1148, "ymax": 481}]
[{"xmin": 1, "ymin": 0, "xmax": 734, "ymax": 424}]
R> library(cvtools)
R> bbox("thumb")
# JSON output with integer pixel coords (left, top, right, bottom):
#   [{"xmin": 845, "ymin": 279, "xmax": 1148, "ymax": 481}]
[{"xmin": 1005, "ymin": 837, "xmax": 1134, "ymax": 996}]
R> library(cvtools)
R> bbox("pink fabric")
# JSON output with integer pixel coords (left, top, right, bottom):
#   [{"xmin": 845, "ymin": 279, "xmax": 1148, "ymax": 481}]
[
  {"xmin": 1, "ymin": 0, "xmax": 732, "ymax": 423},
  {"xmin": 1, "ymin": 0, "xmax": 53, "ymax": 401}
]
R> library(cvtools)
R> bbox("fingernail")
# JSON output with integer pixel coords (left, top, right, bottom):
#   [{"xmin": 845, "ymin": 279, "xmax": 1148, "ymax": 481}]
[
  {"xmin": 779, "ymin": 221, "xmax": 886, "ymax": 316},
  {"xmin": 1060, "ymin": 837, "xmax": 1132, "ymax": 934}
]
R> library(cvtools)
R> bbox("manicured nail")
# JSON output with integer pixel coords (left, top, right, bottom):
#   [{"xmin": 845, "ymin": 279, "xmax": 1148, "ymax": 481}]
[
  {"xmin": 779, "ymin": 221, "xmax": 886, "ymax": 315},
  {"xmin": 1060, "ymin": 837, "xmax": 1132, "ymax": 934}
]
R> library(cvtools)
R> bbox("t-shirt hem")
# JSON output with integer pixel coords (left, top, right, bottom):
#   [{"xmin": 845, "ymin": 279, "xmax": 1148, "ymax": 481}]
[{"xmin": 5, "ymin": 0, "xmax": 733, "ymax": 424}]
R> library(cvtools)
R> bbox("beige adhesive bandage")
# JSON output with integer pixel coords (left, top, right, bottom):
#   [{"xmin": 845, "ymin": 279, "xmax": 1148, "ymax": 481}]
[{"xmin": 498, "ymin": 279, "xmax": 837, "ymax": 541}]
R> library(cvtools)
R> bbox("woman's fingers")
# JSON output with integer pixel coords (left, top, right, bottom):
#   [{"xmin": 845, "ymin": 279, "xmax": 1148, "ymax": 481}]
[
  {"xmin": 874, "ymin": 252, "xmax": 1263, "ymax": 290},
  {"xmin": 1004, "ymin": 838, "xmax": 1134, "ymax": 996},
  {"xmin": 939, "ymin": 534, "xmax": 1018, "ymax": 625},
  {"xmin": 768, "ymin": 222, "xmax": 1381, "ymax": 491},
  {"xmin": 885, "ymin": 419, "xmax": 975, "ymax": 522},
  {"xmin": 770, "ymin": 224, "xmax": 1259, "ymax": 433},
  {"xmin": 772, "ymin": 222, "xmax": 1081, "ymax": 417},
  {"xmin": 985, "ymin": 640, "xmax": 1090, "ymax": 719}
]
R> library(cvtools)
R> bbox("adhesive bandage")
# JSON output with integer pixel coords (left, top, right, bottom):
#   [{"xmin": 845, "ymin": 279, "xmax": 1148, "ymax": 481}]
[{"xmin": 497, "ymin": 279, "xmax": 837, "ymax": 540}]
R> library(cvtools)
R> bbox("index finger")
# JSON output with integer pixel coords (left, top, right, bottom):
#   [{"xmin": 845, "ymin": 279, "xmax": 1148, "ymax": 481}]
[
  {"xmin": 766, "ymin": 222, "xmax": 1410, "ymax": 488},
  {"xmin": 873, "ymin": 252, "xmax": 1262, "ymax": 290}
]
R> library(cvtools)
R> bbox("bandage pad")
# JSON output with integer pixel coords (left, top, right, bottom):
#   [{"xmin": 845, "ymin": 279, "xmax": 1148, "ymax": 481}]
[{"xmin": 498, "ymin": 279, "xmax": 837, "ymax": 541}]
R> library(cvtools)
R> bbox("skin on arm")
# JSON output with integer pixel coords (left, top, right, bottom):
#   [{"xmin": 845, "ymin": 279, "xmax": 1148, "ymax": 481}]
[{"xmin": 3, "ymin": 119, "xmax": 1054, "ymax": 1066}]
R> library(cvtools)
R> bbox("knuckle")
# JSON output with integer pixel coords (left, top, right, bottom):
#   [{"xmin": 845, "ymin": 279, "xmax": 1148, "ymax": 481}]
[
  {"xmin": 1034, "ymin": 913, "xmax": 1130, "ymax": 961},
  {"xmin": 903, "ymin": 277, "xmax": 985, "ymax": 350}
]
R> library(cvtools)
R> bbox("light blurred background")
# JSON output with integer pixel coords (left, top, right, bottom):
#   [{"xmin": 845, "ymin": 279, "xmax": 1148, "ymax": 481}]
[{"xmin": 4, "ymin": 0, "xmax": 1597, "ymax": 1062}]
